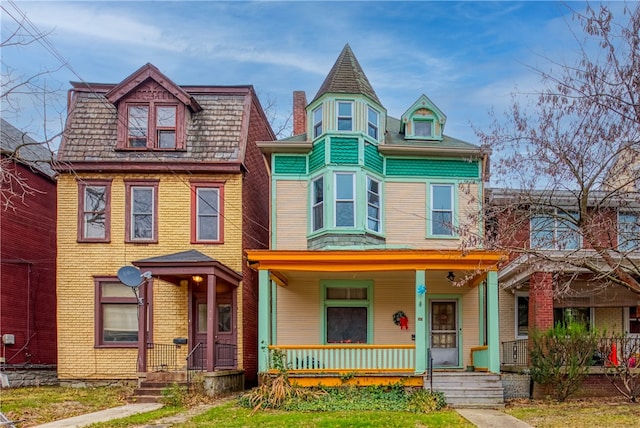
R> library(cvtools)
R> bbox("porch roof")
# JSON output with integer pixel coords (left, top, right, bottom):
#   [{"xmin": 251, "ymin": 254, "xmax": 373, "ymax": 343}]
[{"xmin": 246, "ymin": 249, "xmax": 505, "ymax": 274}]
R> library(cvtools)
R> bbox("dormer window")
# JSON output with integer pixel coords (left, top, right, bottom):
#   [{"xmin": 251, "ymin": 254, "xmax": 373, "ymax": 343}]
[
  {"xmin": 337, "ymin": 101, "xmax": 353, "ymax": 131},
  {"xmin": 367, "ymin": 107, "xmax": 379, "ymax": 140},
  {"xmin": 413, "ymin": 119, "xmax": 434, "ymax": 138},
  {"xmin": 126, "ymin": 103, "xmax": 179, "ymax": 149}
]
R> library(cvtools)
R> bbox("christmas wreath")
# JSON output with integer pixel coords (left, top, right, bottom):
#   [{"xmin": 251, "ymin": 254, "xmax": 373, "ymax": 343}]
[{"xmin": 393, "ymin": 310, "xmax": 409, "ymax": 330}]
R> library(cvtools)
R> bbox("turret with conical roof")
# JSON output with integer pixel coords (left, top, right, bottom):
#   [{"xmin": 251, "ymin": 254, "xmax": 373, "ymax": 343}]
[{"xmin": 311, "ymin": 44, "xmax": 381, "ymax": 105}]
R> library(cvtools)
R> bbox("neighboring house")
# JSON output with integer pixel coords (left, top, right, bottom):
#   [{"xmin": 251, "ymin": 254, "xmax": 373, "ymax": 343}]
[
  {"xmin": 246, "ymin": 45, "xmax": 504, "ymax": 405},
  {"xmin": 55, "ymin": 64, "xmax": 273, "ymax": 392},
  {"xmin": 491, "ymin": 189, "xmax": 640, "ymax": 372},
  {"xmin": 0, "ymin": 119, "xmax": 58, "ymax": 386}
]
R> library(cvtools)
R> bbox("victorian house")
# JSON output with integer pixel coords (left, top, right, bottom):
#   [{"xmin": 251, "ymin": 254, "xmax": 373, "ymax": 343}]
[
  {"xmin": 246, "ymin": 45, "xmax": 505, "ymax": 406},
  {"xmin": 55, "ymin": 64, "xmax": 273, "ymax": 394}
]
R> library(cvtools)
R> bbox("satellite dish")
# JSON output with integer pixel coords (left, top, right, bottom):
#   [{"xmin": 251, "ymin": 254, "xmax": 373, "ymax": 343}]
[{"xmin": 117, "ymin": 266, "xmax": 143, "ymax": 288}]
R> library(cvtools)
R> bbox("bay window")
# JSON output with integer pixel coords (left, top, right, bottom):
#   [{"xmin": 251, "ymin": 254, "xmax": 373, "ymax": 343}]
[
  {"xmin": 366, "ymin": 176, "xmax": 381, "ymax": 232},
  {"xmin": 337, "ymin": 101, "xmax": 353, "ymax": 131},
  {"xmin": 335, "ymin": 172, "xmax": 355, "ymax": 227},
  {"xmin": 312, "ymin": 176, "xmax": 324, "ymax": 231}
]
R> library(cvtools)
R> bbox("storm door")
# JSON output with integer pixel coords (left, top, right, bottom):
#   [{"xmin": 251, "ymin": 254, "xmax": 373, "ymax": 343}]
[{"xmin": 430, "ymin": 301, "xmax": 459, "ymax": 367}]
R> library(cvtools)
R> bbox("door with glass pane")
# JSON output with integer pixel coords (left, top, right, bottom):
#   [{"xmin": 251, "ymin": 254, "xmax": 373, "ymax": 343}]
[
  {"xmin": 215, "ymin": 294, "xmax": 235, "ymax": 368},
  {"xmin": 192, "ymin": 295, "xmax": 208, "ymax": 369},
  {"xmin": 430, "ymin": 301, "xmax": 459, "ymax": 367}
]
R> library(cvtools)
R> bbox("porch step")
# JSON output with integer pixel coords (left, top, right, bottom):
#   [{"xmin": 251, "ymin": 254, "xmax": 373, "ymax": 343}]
[
  {"xmin": 427, "ymin": 372, "xmax": 504, "ymax": 408},
  {"xmin": 130, "ymin": 371, "xmax": 188, "ymax": 404}
]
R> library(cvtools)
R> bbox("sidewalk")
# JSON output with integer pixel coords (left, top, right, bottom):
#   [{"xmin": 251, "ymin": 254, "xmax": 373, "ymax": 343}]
[
  {"xmin": 456, "ymin": 408, "xmax": 534, "ymax": 428},
  {"xmin": 34, "ymin": 403, "xmax": 163, "ymax": 428}
]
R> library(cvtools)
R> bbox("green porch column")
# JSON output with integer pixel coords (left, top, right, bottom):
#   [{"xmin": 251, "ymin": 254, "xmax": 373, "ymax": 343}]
[
  {"xmin": 486, "ymin": 270, "xmax": 500, "ymax": 373},
  {"xmin": 478, "ymin": 280, "xmax": 486, "ymax": 345},
  {"xmin": 415, "ymin": 270, "xmax": 427, "ymax": 374},
  {"xmin": 258, "ymin": 269, "xmax": 271, "ymax": 372}
]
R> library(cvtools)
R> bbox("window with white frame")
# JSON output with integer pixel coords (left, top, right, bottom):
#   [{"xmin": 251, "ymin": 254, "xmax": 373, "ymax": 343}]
[
  {"xmin": 618, "ymin": 212, "xmax": 640, "ymax": 252},
  {"xmin": 337, "ymin": 101, "xmax": 353, "ymax": 131},
  {"xmin": 367, "ymin": 107, "xmax": 379, "ymax": 139},
  {"xmin": 312, "ymin": 176, "xmax": 324, "ymax": 231},
  {"xmin": 413, "ymin": 119, "xmax": 434, "ymax": 138},
  {"xmin": 323, "ymin": 283, "xmax": 371, "ymax": 344},
  {"xmin": 430, "ymin": 184, "xmax": 454, "ymax": 236},
  {"xmin": 313, "ymin": 106, "xmax": 323, "ymax": 138},
  {"xmin": 515, "ymin": 293, "xmax": 529, "ymax": 338},
  {"xmin": 530, "ymin": 210, "xmax": 580, "ymax": 250},
  {"xmin": 335, "ymin": 173, "xmax": 355, "ymax": 227},
  {"xmin": 125, "ymin": 181, "xmax": 158, "ymax": 243},
  {"xmin": 366, "ymin": 176, "xmax": 381, "ymax": 232}
]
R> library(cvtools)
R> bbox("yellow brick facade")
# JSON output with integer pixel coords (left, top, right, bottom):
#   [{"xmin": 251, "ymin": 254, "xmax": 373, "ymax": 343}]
[{"xmin": 57, "ymin": 172, "xmax": 246, "ymax": 380}]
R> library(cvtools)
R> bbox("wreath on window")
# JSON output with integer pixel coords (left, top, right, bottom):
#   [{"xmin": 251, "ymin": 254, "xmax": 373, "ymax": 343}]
[{"xmin": 393, "ymin": 310, "xmax": 409, "ymax": 330}]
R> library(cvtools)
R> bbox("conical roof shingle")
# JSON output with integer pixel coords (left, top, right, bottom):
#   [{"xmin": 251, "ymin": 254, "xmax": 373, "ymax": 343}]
[{"xmin": 312, "ymin": 44, "xmax": 381, "ymax": 104}]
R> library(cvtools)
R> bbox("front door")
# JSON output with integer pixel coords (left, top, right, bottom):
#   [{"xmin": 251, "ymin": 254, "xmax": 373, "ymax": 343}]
[
  {"xmin": 190, "ymin": 291, "xmax": 236, "ymax": 369},
  {"xmin": 430, "ymin": 301, "xmax": 459, "ymax": 367},
  {"xmin": 192, "ymin": 294, "xmax": 208, "ymax": 369}
]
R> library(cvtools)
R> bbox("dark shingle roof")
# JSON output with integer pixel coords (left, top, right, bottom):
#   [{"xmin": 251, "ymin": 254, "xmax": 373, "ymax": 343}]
[
  {"xmin": 311, "ymin": 44, "xmax": 381, "ymax": 105},
  {"xmin": 59, "ymin": 91, "xmax": 246, "ymax": 163},
  {"xmin": 135, "ymin": 249, "xmax": 215, "ymax": 263},
  {"xmin": 1, "ymin": 119, "xmax": 56, "ymax": 178}
]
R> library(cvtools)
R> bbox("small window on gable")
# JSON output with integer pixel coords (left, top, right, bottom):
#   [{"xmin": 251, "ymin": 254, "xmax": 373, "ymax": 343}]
[
  {"xmin": 337, "ymin": 101, "xmax": 353, "ymax": 131},
  {"xmin": 414, "ymin": 119, "xmax": 434, "ymax": 138},
  {"xmin": 121, "ymin": 102, "xmax": 183, "ymax": 150}
]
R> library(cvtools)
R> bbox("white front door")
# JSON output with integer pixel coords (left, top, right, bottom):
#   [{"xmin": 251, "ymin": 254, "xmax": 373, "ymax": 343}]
[{"xmin": 430, "ymin": 300, "xmax": 459, "ymax": 367}]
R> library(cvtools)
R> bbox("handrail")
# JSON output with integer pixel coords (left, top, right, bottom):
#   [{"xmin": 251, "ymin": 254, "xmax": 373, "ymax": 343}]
[{"xmin": 186, "ymin": 341, "xmax": 204, "ymax": 364}]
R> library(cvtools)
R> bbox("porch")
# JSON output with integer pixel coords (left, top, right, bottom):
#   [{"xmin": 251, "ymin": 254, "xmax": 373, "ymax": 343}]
[{"xmin": 246, "ymin": 249, "xmax": 505, "ymax": 386}]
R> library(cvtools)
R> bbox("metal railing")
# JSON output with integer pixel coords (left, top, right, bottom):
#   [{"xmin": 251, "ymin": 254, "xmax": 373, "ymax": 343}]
[
  {"xmin": 186, "ymin": 342, "xmax": 205, "ymax": 386},
  {"xmin": 501, "ymin": 339, "xmax": 529, "ymax": 366},
  {"xmin": 147, "ymin": 342, "xmax": 180, "ymax": 371}
]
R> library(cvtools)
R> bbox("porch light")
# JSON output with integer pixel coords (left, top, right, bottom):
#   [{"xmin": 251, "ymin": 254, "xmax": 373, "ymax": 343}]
[
  {"xmin": 192, "ymin": 275, "xmax": 204, "ymax": 283},
  {"xmin": 447, "ymin": 271, "xmax": 455, "ymax": 282}
]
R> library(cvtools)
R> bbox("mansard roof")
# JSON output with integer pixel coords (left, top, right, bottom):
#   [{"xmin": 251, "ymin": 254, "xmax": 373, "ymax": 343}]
[{"xmin": 311, "ymin": 44, "xmax": 381, "ymax": 105}]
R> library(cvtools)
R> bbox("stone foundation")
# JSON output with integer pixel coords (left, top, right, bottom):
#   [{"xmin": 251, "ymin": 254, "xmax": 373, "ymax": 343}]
[
  {"xmin": 202, "ymin": 370, "xmax": 244, "ymax": 396},
  {"xmin": 0, "ymin": 366, "xmax": 58, "ymax": 388},
  {"xmin": 502, "ymin": 372, "xmax": 531, "ymax": 399}
]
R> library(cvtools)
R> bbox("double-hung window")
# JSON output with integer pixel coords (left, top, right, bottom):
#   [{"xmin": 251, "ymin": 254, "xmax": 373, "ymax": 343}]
[
  {"xmin": 618, "ymin": 213, "xmax": 640, "ymax": 252},
  {"xmin": 311, "ymin": 176, "xmax": 324, "ymax": 232},
  {"xmin": 335, "ymin": 173, "xmax": 355, "ymax": 227},
  {"xmin": 366, "ymin": 176, "xmax": 381, "ymax": 232},
  {"xmin": 430, "ymin": 184, "xmax": 454, "ymax": 236},
  {"xmin": 191, "ymin": 182, "xmax": 223, "ymax": 243},
  {"xmin": 337, "ymin": 101, "xmax": 353, "ymax": 131},
  {"xmin": 94, "ymin": 278, "xmax": 152, "ymax": 347},
  {"xmin": 124, "ymin": 103, "xmax": 180, "ymax": 149},
  {"xmin": 313, "ymin": 106, "xmax": 323, "ymax": 138},
  {"xmin": 530, "ymin": 210, "xmax": 580, "ymax": 250},
  {"xmin": 125, "ymin": 180, "xmax": 158, "ymax": 243},
  {"xmin": 323, "ymin": 282, "xmax": 371, "ymax": 344},
  {"xmin": 78, "ymin": 179, "xmax": 111, "ymax": 242},
  {"xmin": 367, "ymin": 107, "xmax": 379, "ymax": 139}
]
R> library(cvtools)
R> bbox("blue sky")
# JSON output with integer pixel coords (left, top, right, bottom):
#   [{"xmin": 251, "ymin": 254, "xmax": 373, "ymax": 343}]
[{"xmin": 1, "ymin": 1, "xmax": 609, "ymax": 148}]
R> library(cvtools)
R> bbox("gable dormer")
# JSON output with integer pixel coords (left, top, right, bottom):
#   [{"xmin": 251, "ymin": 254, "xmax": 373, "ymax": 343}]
[
  {"xmin": 106, "ymin": 63, "xmax": 201, "ymax": 151},
  {"xmin": 400, "ymin": 95, "xmax": 446, "ymax": 141}
]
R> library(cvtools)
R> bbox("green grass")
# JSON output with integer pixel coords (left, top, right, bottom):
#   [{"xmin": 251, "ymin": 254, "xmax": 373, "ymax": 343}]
[
  {"xmin": 172, "ymin": 402, "xmax": 472, "ymax": 427},
  {"xmin": 0, "ymin": 385, "xmax": 132, "ymax": 426},
  {"xmin": 505, "ymin": 399, "xmax": 640, "ymax": 428}
]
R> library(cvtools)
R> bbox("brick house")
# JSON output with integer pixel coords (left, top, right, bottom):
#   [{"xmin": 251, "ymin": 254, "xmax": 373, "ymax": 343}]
[
  {"xmin": 491, "ymin": 189, "xmax": 640, "ymax": 372},
  {"xmin": 55, "ymin": 64, "xmax": 273, "ymax": 392},
  {"xmin": 1, "ymin": 119, "xmax": 57, "ymax": 385},
  {"xmin": 246, "ymin": 45, "xmax": 505, "ymax": 406}
]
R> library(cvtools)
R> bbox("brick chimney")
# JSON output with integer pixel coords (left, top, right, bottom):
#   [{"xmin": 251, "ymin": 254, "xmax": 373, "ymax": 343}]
[{"xmin": 293, "ymin": 91, "xmax": 307, "ymax": 136}]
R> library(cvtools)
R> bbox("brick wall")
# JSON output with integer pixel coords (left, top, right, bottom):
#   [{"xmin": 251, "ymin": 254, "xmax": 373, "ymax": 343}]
[
  {"xmin": 293, "ymin": 91, "xmax": 307, "ymax": 136},
  {"xmin": 529, "ymin": 272, "xmax": 553, "ymax": 332}
]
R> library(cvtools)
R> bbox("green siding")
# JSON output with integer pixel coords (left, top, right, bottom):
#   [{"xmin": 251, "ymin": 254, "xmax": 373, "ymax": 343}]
[
  {"xmin": 386, "ymin": 158, "xmax": 479, "ymax": 178},
  {"xmin": 309, "ymin": 140, "xmax": 326, "ymax": 173},
  {"xmin": 364, "ymin": 143, "xmax": 384, "ymax": 174},
  {"xmin": 274, "ymin": 155, "xmax": 307, "ymax": 175},
  {"xmin": 330, "ymin": 137, "xmax": 359, "ymax": 165}
]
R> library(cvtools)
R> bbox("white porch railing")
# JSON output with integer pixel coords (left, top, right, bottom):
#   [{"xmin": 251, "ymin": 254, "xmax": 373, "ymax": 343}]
[{"xmin": 268, "ymin": 345, "xmax": 416, "ymax": 372}]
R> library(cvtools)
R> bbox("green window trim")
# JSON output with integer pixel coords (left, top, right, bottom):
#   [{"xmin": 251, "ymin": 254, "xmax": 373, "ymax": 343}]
[{"xmin": 321, "ymin": 280, "xmax": 373, "ymax": 344}]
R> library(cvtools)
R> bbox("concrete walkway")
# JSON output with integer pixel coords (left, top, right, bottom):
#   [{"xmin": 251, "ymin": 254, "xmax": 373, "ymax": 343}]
[
  {"xmin": 32, "ymin": 402, "xmax": 533, "ymax": 428},
  {"xmin": 34, "ymin": 403, "xmax": 163, "ymax": 428},
  {"xmin": 456, "ymin": 408, "xmax": 534, "ymax": 428}
]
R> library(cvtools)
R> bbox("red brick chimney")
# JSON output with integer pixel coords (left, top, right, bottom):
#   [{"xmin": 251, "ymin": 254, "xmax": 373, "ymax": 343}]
[{"xmin": 293, "ymin": 91, "xmax": 307, "ymax": 136}]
